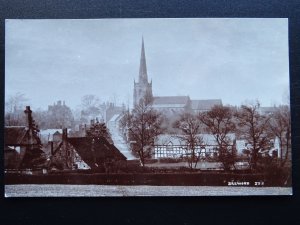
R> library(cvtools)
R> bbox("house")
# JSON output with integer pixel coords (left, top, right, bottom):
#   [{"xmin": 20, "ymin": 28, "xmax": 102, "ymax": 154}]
[
  {"xmin": 235, "ymin": 137, "xmax": 281, "ymax": 158},
  {"xmin": 4, "ymin": 145, "xmax": 22, "ymax": 169},
  {"xmin": 154, "ymin": 134, "xmax": 236, "ymax": 159},
  {"xmin": 4, "ymin": 106, "xmax": 47, "ymax": 170},
  {"xmin": 50, "ymin": 127, "xmax": 126, "ymax": 171},
  {"xmin": 67, "ymin": 136, "xmax": 127, "ymax": 171}
]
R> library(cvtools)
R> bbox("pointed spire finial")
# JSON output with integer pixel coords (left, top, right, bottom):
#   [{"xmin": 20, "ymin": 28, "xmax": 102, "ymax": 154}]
[{"xmin": 139, "ymin": 37, "xmax": 148, "ymax": 83}]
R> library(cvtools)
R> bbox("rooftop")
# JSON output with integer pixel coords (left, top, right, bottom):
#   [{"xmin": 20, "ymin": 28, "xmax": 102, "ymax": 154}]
[
  {"xmin": 5, "ymin": 126, "xmax": 27, "ymax": 146},
  {"xmin": 153, "ymin": 96, "xmax": 190, "ymax": 105},
  {"xmin": 191, "ymin": 99, "xmax": 222, "ymax": 110}
]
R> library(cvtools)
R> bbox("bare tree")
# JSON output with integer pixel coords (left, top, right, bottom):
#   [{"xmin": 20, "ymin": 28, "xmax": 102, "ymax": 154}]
[
  {"xmin": 199, "ymin": 105, "xmax": 236, "ymax": 171},
  {"xmin": 32, "ymin": 108, "xmax": 48, "ymax": 129},
  {"xmin": 80, "ymin": 95, "xmax": 104, "ymax": 123},
  {"xmin": 123, "ymin": 97, "xmax": 164, "ymax": 167},
  {"xmin": 5, "ymin": 92, "xmax": 29, "ymax": 113},
  {"xmin": 268, "ymin": 105, "xmax": 291, "ymax": 167},
  {"xmin": 173, "ymin": 113, "xmax": 203, "ymax": 170},
  {"xmin": 5, "ymin": 92, "xmax": 28, "ymax": 126},
  {"xmin": 236, "ymin": 102, "xmax": 271, "ymax": 170}
]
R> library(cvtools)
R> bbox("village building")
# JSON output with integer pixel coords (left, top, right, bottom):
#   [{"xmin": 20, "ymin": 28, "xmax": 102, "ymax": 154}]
[
  {"xmin": 68, "ymin": 136, "xmax": 126, "ymax": 171},
  {"xmin": 131, "ymin": 38, "xmax": 284, "ymax": 165},
  {"xmin": 48, "ymin": 120, "xmax": 126, "ymax": 171},
  {"xmin": 4, "ymin": 126, "xmax": 29, "ymax": 169},
  {"xmin": 154, "ymin": 134, "xmax": 281, "ymax": 161},
  {"xmin": 5, "ymin": 106, "xmax": 127, "ymax": 172},
  {"xmin": 154, "ymin": 134, "xmax": 236, "ymax": 159},
  {"xmin": 4, "ymin": 106, "xmax": 47, "ymax": 171},
  {"xmin": 235, "ymin": 138, "xmax": 281, "ymax": 158}
]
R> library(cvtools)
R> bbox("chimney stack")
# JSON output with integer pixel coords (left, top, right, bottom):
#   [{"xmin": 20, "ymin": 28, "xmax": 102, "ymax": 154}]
[
  {"xmin": 50, "ymin": 141, "xmax": 54, "ymax": 155},
  {"xmin": 24, "ymin": 106, "xmax": 33, "ymax": 129},
  {"xmin": 62, "ymin": 128, "xmax": 68, "ymax": 141}
]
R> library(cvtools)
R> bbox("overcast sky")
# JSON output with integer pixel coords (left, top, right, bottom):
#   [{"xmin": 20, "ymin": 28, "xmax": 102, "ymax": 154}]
[{"xmin": 5, "ymin": 18, "xmax": 289, "ymax": 110}]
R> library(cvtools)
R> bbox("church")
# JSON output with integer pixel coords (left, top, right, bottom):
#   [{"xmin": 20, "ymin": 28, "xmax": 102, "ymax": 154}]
[{"xmin": 133, "ymin": 38, "xmax": 222, "ymax": 114}]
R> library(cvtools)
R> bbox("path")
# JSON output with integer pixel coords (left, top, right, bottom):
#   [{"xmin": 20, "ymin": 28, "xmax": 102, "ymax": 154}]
[{"xmin": 108, "ymin": 114, "xmax": 136, "ymax": 160}]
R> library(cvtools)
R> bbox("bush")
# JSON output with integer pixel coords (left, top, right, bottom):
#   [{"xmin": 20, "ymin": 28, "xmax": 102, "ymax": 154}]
[
  {"xmin": 158, "ymin": 158, "xmax": 183, "ymax": 163},
  {"xmin": 144, "ymin": 158, "xmax": 159, "ymax": 164}
]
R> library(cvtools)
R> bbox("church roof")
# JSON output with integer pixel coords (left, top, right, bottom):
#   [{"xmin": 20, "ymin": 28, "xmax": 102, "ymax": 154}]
[
  {"xmin": 191, "ymin": 99, "xmax": 222, "ymax": 111},
  {"xmin": 153, "ymin": 96, "xmax": 190, "ymax": 106}
]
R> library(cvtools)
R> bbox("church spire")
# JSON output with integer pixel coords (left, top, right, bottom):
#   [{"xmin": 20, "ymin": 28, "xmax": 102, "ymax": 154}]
[
  {"xmin": 139, "ymin": 37, "xmax": 148, "ymax": 83},
  {"xmin": 133, "ymin": 37, "xmax": 153, "ymax": 107}
]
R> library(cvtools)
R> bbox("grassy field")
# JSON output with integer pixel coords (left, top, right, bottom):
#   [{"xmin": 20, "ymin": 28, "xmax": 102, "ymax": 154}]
[{"xmin": 5, "ymin": 184, "xmax": 292, "ymax": 197}]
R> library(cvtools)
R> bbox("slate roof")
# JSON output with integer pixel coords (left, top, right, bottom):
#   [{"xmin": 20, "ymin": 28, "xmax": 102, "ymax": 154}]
[
  {"xmin": 67, "ymin": 137, "xmax": 126, "ymax": 168},
  {"xmin": 4, "ymin": 126, "xmax": 28, "ymax": 146},
  {"xmin": 153, "ymin": 96, "xmax": 190, "ymax": 106},
  {"xmin": 191, "ymin": 99, "xmax": 222, "ymax": 111}
]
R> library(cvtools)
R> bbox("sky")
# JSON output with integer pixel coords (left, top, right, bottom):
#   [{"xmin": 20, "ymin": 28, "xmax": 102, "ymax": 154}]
[{"xmin": 5, "ymin": 18, "xmax": 289, "ymax": 110}]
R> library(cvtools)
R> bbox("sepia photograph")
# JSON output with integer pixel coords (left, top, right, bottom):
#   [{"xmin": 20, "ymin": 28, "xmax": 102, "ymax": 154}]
[{"xmin": 4, "ymin": 18, "xmax": 292, "ymax": 196}]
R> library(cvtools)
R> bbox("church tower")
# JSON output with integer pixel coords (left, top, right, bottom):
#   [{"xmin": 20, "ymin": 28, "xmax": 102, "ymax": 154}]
[{"xmin": 133, "ymin": 38, "xmax": 153, "ymax": 107}]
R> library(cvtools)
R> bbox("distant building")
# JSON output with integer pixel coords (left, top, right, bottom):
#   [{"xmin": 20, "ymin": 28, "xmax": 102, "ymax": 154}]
[
  {"xmin": 258, "ymin": 106, "xmax": 277, "ymax": 115},
  {"xmin": 191, "ymin": 99, "xmax": 223, "ymax": 113},
  {"xmin": 47, "ymin": 100, "xmax": 74, "ymax": 128},
  {"xmin": 152, "ymin": 96, "xmax": 191, "ymax": 114},
  {"xmin": 133, "ymin": 38, "xmax": 221, "ymax": 113},
  {"xmin": 79, "ymin": 102, "xmax": 125, "ymax": 128},
  {"xmin": 105, "ymin": 102, "xmax": 126, "ymax": 124}
]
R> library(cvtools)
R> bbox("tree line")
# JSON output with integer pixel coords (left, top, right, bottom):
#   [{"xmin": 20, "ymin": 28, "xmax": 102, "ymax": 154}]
[
  {"xmin": 5, "ymin": 93, "xmax": 111, "ymax": 129},
  {"xmin": 119, "ymin": 97, "xmax": 291, "ymax": 172}
]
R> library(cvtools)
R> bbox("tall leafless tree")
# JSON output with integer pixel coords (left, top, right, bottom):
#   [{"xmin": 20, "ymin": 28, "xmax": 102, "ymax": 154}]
[
  {"xmin": 80, "ymin": 94, "xmax": 104, "ymax": 123},
  {"xmin": 268, "ymin": 105, "xmax": 291, "ymax": 167},
  {"xmin": 122, "ymin": 97, "xmax": 164, "ymax": 166},
  {"xmin": 236, "ymin": 102, "xmax": 271, "ymax": 170},
  {"xmin": 199, "ymin": 105, "xmax": 236, "ymax": 171},
  {"xmin": 5, "ymin": 92, "xmax": 28, "ymax": 126},
  {"xmin": 173, "ymin": 113, "xmax": 203, "ymax": 170}
]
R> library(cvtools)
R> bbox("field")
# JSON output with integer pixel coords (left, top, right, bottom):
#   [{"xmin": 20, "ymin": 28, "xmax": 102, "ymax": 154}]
[{"xmin": 5, "ymin": 184, "xmax": 292, "ymax": 197}]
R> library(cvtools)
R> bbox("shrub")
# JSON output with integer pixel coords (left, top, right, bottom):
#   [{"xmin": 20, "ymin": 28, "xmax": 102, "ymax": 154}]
[{"xmin": 158, "ymin": 158, "xmax": 183, "ymax": 163}]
